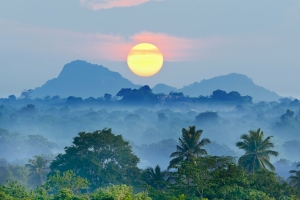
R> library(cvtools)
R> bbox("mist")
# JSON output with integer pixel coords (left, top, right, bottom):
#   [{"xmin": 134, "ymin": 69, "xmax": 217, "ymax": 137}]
[{"xmin": 1, "ymin": 88, "xmax": 300, "ymax": 180}]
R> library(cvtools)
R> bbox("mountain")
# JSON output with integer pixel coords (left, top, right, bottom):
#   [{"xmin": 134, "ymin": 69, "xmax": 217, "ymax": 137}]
[
  {"xmin": 32, "ymin": 61, "xmax": 281, "ymax": 101},
  {"xmin": 179, "ymin": 73, "xmax": 281, "ymax": 101},
  {"xmin": 32, "ymin": 60, "xmax": 140, "ymax": 98},
  {"xmin": 152, "ymin": 83, "xmax": 178, "ymax": 94}
]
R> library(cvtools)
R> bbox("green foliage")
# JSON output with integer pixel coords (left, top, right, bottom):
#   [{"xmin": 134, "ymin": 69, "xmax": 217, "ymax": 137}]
[
  {"xmin": 164, "ymin": 155, "xmax": 299, "ymax": 200},
  {"xmin": 206, "ymin": 162, "xmax": 250, "ymax": 199},
  {"xmin": 172, "ymin": 194, "xmax": 186, "ymax": 200},
  {"xmin": 50, "ymin": 129, "xmax": 140, "ymax": 190},
  {"xmin": 249, "ymin": 169, "xmax": 281, "ymax": 198},
  {"xmin": 171, "ymin": 156, "xmax": 236, "ymax": 199},
  {"xmin": 132, "ymin": 192, "xmax": 152, "ymax": 200},
  {"xmin": 211, "ymin": 186, "xmax": 275, "ymax": 200},
  {"xmin": 168, "ymin": 126, "xmax": 210, "ymax": 169},
  {"xmin": 91, "ymin": 184, "xmax": 133, "ymax": 200},
  {"xmin": 52, "ymin": 188, "xmax": 88, "ymax": 200},
  {"xmin": 210, "ymin": 168, "xmax": 299, "ymax": 200},
  {"xmin": 91, "ymin": 185, "xmax": 152, "ymax": 200},
  {"xmin": 289, "ymin": 164, "xmax": 300, "ymax": 191},
  {"xmin": 0, "ymin": 182, "xmax": 153, "ymax": 200},
  {"xmin": 141, "ymin": 165, "xmax": 169, "ymax": 191},
  {"xmin": 0, "ymin": 181, "xmax": 34, "ymax": 199},
  {"xmin": 0, "ymin": 159, "xmax": 29, "ymax": 186},
  {"xmin": 34, "ymin": 187, "xmax": 51, "ymax": 200},
  {"xmin": 236, "ymin": 128, "xmax": 279, "ymax": 174},
  {"xmin": 0, "ymin": 126, "xmax": 299, "ymax": 200},
  {"xmin": 45, "ymin": 170, "xmax": 89, "ymax": 194}
]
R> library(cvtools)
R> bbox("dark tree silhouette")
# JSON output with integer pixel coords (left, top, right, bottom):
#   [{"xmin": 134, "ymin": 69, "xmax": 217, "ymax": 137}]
[
  {"xmin": 142, "ymin": 165, "xmax": 170, "ymax": 190},
  {"xmin": 104, "ymin": 93, "xmax": 112, "ymax": 100}
]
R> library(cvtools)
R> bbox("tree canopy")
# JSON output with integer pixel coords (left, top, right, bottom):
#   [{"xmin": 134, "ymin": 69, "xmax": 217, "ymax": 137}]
[
  {"xmin": 168, "ymin": 126, "xmax": 210, "ymax": 169},
  {"xmin": 49, "ymin": 129, "xmax": 140, "ymax": 190},
  {"xmin": 236, "ymin": 128, "xmax": 279, "ymax": 174}
]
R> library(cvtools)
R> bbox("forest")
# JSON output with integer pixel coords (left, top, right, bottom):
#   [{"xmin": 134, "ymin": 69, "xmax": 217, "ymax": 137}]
[{"xmin": 1, "ymin": 86, "xmax": 300, "ymax": 199}]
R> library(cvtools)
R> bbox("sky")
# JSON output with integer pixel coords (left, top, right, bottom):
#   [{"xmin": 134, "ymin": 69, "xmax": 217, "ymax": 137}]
[{"xmin": 0, "ymin": 0, "xmax": 300, "ymax": 98}]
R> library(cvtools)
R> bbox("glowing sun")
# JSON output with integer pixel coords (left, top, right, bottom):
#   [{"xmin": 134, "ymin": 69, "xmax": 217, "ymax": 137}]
[{"xmin": 127, "ymin": 43, "xmax": 164, "ymax": 77}]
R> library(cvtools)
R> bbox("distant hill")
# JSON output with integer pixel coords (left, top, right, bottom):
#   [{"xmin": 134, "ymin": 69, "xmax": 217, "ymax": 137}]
[
  {"xmin": 152, "ymin": 83, "xmax": 178, "ymax": 94},
  {"xmin": 32, "ymin": 61, "xmax": 281, "ymax": 101},
  {"xmin": 32, "ymin": 60, "xmax": 140, "ymax": 98},
  {"xmin": 179, "ymin": 73, "xmax": 280, "ymax": 101}
]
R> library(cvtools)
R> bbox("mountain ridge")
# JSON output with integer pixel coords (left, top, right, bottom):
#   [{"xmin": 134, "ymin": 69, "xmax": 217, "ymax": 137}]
[
  {"xmin": 32, "ymin": 60, "xmax": 281, "ymax": 101},
  {"xmin": 177, "ymin": 73, "xmax": 280, "ymax": 101},
  {"xmin": 32, "ymin": 60, "xmax": 140, "ymax": 98}
]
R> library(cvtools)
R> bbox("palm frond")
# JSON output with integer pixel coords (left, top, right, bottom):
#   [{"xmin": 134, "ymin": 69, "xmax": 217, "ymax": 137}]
[
  {"xmin": 168, "ymin": 156, "xmax": 184, "ymax": 170},
  {"xmin": 236, "ymin": 128, "xmax": 278, "ymax": 174}
]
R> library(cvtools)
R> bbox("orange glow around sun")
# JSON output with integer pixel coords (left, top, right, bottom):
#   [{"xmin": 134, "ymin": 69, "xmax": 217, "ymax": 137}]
[{"xmin": 127, "ymin": 43, "xmax": 164, "ymax": 77}]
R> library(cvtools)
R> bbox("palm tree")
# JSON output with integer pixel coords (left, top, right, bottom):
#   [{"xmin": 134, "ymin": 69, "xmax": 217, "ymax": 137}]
[
  {"xmin": 168, "ymin": 126, "xmax": 211, "ymax": 169},
  {"xmin": 25, "ymin": 155, "xmax": 48, "ymax": 188},
  {"xmin": 236, "ymin": 128, "xmax": 279, "ymax": 174},
  {"xmin": 142, "ymin": 165, "xmax": 170, "ymax": 190},
  {"xmin": 288, "ymin": 163, "xmax": 300, "ymax": 191}
]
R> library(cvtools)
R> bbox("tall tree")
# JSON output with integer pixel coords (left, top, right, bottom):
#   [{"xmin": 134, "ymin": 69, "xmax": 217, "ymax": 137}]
[
  {"xmin": 26, "ymin": 155, "xmax": 48, "ymax": 188},
  {"xmin": 168, "ymin": 126, "xmax": 210, "ymax": 169},
  {"xmin": 21, "ymin": 89, "xmax": 33, "ymax": 99},
  {"xmin": 172, "ymin": 156, "xmax": 237, "ymax": 199},
  {"xmin": 236, "ymin": 128, "xmax": 279, "ymax": 174},
  {"xmin": 288, "ymin": 163, "xmax": 300, "ymax": 191},
  {"xmin": 50, "ymin": 129, "xmax": 140, "ymax": 190}
]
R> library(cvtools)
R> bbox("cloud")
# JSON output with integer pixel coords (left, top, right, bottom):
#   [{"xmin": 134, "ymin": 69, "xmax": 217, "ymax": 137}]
[
  {"xmin": 80, "ymin": 0, "xmax": 152, "ymax": 10},
  {"xmin": 131, "ymin": 32, "xmax": 226, "ymax": 62},
  {"xmin": 0, "ymin": 20, "xmax": 227, "ymax": 62},
  {"xmin": 98, "ymin": 32, "xmax": 227, "ymax": 62}
]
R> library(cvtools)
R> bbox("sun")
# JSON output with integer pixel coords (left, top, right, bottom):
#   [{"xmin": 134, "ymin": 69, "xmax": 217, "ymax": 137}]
[{"xmin": 127, "ymin": 43, "xmax": 164, "ymax": 77}]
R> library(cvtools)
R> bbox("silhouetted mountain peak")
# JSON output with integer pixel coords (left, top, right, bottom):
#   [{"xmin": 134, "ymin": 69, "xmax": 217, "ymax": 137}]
[
  {"xmin": 203, "ymin": 73, "xmax": 253, "ymax": 83},
  {"xmin": 180, "ymin": 73, "xmax": 280, "ymax": 101},
  {"xmin": 32, "ymin": 61, "xmax": 280, "ymax": 101},
  {"xmin": 152, "ymin": 83, "xmax": 178, "ymax": 94},
  {"xmin": 32, "ymin": 60, "xmax": 139, "ymax": 98},
  {"xmin": 188, "ymin": 73, "xmax": 253, "ymax": 88},
  {"xmin": 58, "ymin": 60, "xmax": 120, "ymax": 80}
]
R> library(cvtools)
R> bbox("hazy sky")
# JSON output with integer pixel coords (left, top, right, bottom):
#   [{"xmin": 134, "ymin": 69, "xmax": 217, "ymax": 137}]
[{"xmin": 1, "ymin": 1, "xmax": 300, "ymax": 98}]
